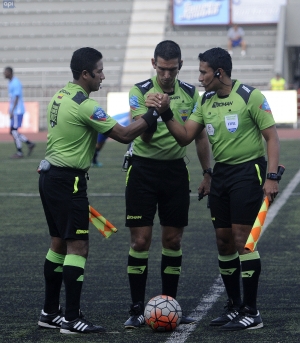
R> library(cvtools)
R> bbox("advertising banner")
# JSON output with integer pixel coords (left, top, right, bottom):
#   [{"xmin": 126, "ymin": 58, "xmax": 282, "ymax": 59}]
[
  {"xmin": 107, "ymin": 92, "xmax": 131, "ymax": 126},
  {"xmin": 232, "ymin": 0, "xmax": 287, "ymax": 24},
  {"xmin": 107, "ymin": 91, "xmax": 297, "ymax": 127},
  {"xmin": 173, "ymin": 0, "xmax": 287, "ymax": 25},
  {"xmin": 0, "ymin": 102, "xmax": 39, "ymax": 133},
  {"xmin": 173, "ymin": 0, "xmax": 230, "ymax": 25}
]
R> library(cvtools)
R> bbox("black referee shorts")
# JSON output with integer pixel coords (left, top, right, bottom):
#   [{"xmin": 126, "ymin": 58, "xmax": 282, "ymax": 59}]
[
  {"xmin": 39, "ymin": 166, "xmax": 89, "ymax": 240},
  {"xmin": 209, "ymin": 156, "xmax": 267, "ymax": 228},
  {"xmin": 125, "ymin": 155, "xmax": 190, "ymax": 228}
]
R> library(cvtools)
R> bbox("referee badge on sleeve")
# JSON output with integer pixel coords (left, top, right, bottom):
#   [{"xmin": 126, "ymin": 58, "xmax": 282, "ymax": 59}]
[{"xmin": 90, "ymin": 106, "xmax": 108, "ymax": 121}]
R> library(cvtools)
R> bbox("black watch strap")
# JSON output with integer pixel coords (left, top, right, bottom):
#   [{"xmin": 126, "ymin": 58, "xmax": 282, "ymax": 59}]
[
  {"xmin": 267, "ymin": 172, "xmax": 281, "ymax": 181},
  {"xmin": 203, "ymin": 168, "xmax": 213, "ymax": 176}
]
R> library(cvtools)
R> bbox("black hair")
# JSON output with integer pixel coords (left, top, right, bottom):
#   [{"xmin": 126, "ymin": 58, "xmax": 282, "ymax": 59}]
[
  {"xmin": 154, "ymin": 40, "xmax": 181, "ymax": 64},
  {"xmin": 70, "ymin": 47, "xmax": 103, "ymax": 80},
  {"xmin": 4, "ymin": 66, "xmax": 13, "ymax": 74},
  {"xmin": 198, "ymin": 47, "xmax": 232, "ymax": 77}
]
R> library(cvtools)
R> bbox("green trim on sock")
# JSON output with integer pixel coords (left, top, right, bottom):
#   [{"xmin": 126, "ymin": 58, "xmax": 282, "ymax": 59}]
[
  {"xmin": 46, "ymin": 249, "xmax": 65, "ymax": 264},
  {"xmin": 127, "ymin": 265, "xmax": 147, "ymax": 274},
  {"xmin": 218, "ymin": 252, "xmax": 239, "ymax": 262},
  {"xmin": 219, "ymin": 267, "xmax": 237, "ymax": 275},
  {"xmin": 129, "ymin": 247, "xmax": 149, "ymax": 259},
  {"xmin": 241, "ymin": 270, "xmax": 255, "ymax": 278},
  {"xmin": 63, "ymin": 254, "xmax": 86, "ymax": 269},
  {"xmin": 164, "ymin": 266, "xmax": 182, "ymax": 275},
  {"xmin": 239, "ymin": 251, "xmax": 260, "ymax": 262},
  {"xmin": 162, "ymin": 248, "xmax": 182, "ymax": 257}
]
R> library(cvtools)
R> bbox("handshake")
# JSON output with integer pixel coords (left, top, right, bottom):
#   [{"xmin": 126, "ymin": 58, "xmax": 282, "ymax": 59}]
[{"xmin": 141, "ymin": 93, "xmax": 173, "ymax": 132}]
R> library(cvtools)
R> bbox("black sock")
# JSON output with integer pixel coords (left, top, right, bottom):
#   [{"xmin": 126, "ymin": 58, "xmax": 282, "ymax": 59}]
[
  {"xmin": 43, "ymin": 249, "xmax": 65, "ymax": 313},
  {"xmin": 161, "ymin": 248, "xmax": 182, "ymax": 299},
  {"xmin": 219, "ymin": 252, "xmax": 242, "ymax": 307},
  {"xmin": 127, "ymin": 248, "xmax": 148, "ymax": 305},
  {"xmin": 240, "ymin": 251, "xmax": 261, "ymax": 311},
  {"xmin": 63, "ymin": 254, "xmax": 86, "ymax": 321}
]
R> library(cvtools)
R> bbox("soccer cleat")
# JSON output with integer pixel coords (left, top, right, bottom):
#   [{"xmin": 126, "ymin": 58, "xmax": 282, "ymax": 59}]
[
  {"xmin": 124, "ymin": 302, "xmax": 145, "ymax": 329},
  {"xmin": 220, "ymin": 307, "xmax": 263, "ymax": 331},
  {"xmin": 60, "ymin": 311, "xmax": 106, "ymax": 334},
  {"xmin": 28, "ymin": 143, "xmax": 36, "ymax": 156},
  {"xmin": 209, "ymin": 299, "xmax": 239, "ymax": 326},
  {"xmin": 11, "ymin": 152, "xmax": 23, "ymax": 159},
  {"xmin": 38, "ymin": 307, "xmax": 64, "ymax": 329},
  {"xmin": 180, "ymin": 315, "xmax": 197, "ymax": 325}
]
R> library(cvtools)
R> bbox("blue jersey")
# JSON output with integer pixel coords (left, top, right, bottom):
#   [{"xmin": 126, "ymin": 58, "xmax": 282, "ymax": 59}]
[{"xmin": 8, "ymin": 77, "xmax": 25, "ymax": 115}]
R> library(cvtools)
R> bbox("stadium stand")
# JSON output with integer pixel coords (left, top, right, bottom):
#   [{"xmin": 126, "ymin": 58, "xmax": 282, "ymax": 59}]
[
  {"xmin": 0, "ymin": 0, "xmax": 287, "ymax": 129},
  {"xmin": 165, "ymin": 24, "xmax": 277, "ymax": 90}
]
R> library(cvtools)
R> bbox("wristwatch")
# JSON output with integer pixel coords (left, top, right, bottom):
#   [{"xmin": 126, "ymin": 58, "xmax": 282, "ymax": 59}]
[
  {"xmin": 267, "ymin": 173, "xmax": 281, "ymax": 181},
  {"xmin": 203, "ymin": 168, "xmax": 213, "ymax": 176}
]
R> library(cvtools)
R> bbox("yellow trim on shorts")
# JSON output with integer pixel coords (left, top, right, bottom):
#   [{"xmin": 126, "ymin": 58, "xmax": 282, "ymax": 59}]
[
  {"xmin": 126, "ymin": 165, "xmax": 132, "ymax": 185},
  {"xmin": 255, "ymin": 164, "xmax": 262, "ymax": 185},
  {"xmin": 73, "ymin": 176, "xmax": 79, "ymax": 193}
]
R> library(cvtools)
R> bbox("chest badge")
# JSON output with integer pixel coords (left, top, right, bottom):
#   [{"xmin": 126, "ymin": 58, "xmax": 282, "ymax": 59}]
[
  {"xmin": 206, "ymin": 123, "xmax": 215, "ymax": 136},
  {"xmin": 225, "ymin": 114, "xmax": 238, "ymax": 133}
]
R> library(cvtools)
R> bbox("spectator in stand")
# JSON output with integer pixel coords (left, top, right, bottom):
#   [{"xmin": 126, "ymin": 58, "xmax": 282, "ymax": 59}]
[
  {"xmin": 227, "ymin": 24, "xmax": 247, "ymax": 56},
  {"xmin": 269, "ymin": 73, "xmax": 286, "ymax": 91}
]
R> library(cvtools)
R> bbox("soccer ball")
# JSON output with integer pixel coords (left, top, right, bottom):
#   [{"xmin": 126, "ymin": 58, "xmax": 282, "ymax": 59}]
[{"xmin": 144, "ymin": 295, "xmax": 182, "ymax": 332}]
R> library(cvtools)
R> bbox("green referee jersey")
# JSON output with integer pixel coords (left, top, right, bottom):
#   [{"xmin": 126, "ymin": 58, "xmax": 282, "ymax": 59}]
[
  {"xmin": 129, "ymin": 76, "xmax": 199, "ymax": 160},
  {"xmin": 189, "ymin": 80, "xmax": 276, "ymax": 164},
  {"xmin": 45, "ymin": 82, "xmax": 117, "ymax": 170}
]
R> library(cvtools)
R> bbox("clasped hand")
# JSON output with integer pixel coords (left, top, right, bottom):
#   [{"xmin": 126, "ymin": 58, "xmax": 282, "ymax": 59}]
[{"xmin": 145, "ymin": 93, "xmax": 170, "ymax": 114}]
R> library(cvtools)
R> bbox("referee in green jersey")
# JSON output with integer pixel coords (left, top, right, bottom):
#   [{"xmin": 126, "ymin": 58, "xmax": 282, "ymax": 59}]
[
  {"xmin": 150, "ymin": 47, "xmax": 280, "ymax": 331},
  {"xmin": 37, "ymin": 47, "xmax": 166, "ymax": 335},
  {"xmin": 124, "ymin": 40, "xmax": 211, "ymax": 328}
]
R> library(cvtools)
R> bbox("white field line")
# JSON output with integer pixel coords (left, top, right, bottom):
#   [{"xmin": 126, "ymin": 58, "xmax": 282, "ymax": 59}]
[{"xmin": 165, "ymin": 169, "xmax": 300, "ymax": 343}]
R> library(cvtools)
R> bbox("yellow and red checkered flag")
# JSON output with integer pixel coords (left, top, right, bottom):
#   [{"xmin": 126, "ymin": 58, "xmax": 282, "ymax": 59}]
[
  {"xmin": 89, "ymin": 205, "xmax": 118, "ymax": 238},
  {"xmin": 245, "ymin": 165, "xmax": 285, "ymax": 252},
  {"xmin": 245, "ymin": 197, "xmax": 269, "ymax": 252}
]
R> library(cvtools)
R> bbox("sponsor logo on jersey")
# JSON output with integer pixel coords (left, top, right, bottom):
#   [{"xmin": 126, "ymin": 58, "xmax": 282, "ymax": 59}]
[
  {"xmin": 170, "ymin": 96, "xmax": 180, "ymax": 100},
  {"xmin": 57, "ymin": 93, "xmax": 64, "ymax": 99},
  {"xmin": 180, "ymin": 81, "xmax": 193, "ymax": 89},
  {"xmin": 242, "ymin": 85, "xmax": 251, "ymax": 93},
  {"xmin": 50, "ymin": 101, "xmax": 60, "ymax": 128},
  {"xmin": 141, "ymin": 81, "xmax": 151, "ymax": 88},
  {"xmin": 76, "ymin": 229, "xmax": 89, "ymax": 234},
  {"xmin": 127, "ymin": 215, "xmax": 142, "ymax": 219},
  {"xmin": 259, "ymin": 98, "xmax": 272, "ymax": 113},
  {"xmin": 58, "ymin": 89, "xmax": 71, "ymax": 95},
  {"xmin": 90, "ymin": 106, "xmax": 108, "ymax": 121},
  {"xmin": 212, "ymin": 101, "xmax": 233, "ymax": 108},
  {"xmin": 129, "ymin": 95, "xmax": 139, "ymax": 111},
  {"xmin": 179, "ymin": 109, "xmax": 189, "ymax": 122}
]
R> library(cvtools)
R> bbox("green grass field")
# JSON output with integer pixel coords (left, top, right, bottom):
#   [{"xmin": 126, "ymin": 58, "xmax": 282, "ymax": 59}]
[{"xmin": 0, "ymin": 139, "xmax": 299, "ymax": 343}]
